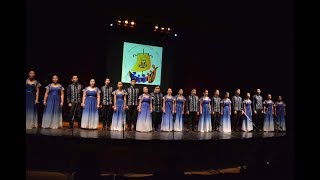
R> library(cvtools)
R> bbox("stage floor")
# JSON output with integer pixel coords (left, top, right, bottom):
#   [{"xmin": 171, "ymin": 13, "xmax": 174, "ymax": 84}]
[{"xmin": 26, "ymin": 128, "xmax": 286, "ymax": 140}]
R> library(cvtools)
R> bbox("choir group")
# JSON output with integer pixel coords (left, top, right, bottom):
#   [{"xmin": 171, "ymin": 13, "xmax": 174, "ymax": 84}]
[{"xmin": 26, "ymin": 71, "xmax": 287, "ymax": 132}]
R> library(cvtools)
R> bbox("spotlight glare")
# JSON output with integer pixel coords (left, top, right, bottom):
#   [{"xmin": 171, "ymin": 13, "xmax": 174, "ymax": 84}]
[
  {"xmin": 161, "ymin": 27, "xmax": 164, "ymax": 31},
  {"xmin": 167, "ymin": 28, "xmax": 171, "ymax": 31},
  {"xmin": 174, "ymin": 33, "xmax": 178, "ymax": 37},
  {"xmin": 124, "ymin": 20, "xmax": 129, "ymax": 24},
  {"xmin": 117, "ymin": 20, "xmax": 121, "ymax": 24},
  {"xmin": 110, "ymin": 23, "xmax": 113, "ymax": 26},
  {"xmin": 131, "ymin": 21, "xmax": 135, "ymax": 25}
]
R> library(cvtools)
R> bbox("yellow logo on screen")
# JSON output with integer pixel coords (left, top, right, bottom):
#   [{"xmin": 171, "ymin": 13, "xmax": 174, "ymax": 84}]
[{"xmin": 129, "ymin": 49, "xmax": 158, "ymax": 83}]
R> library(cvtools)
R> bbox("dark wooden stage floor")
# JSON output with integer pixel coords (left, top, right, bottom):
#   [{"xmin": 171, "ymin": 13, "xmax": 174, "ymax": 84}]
[
  {"xmin": 26, "ymin": 124, "xmax": 292, "ymax": 180},
  {"xmin": 26, "ymin": 128, "xmax": 286, "ymax": 140}
]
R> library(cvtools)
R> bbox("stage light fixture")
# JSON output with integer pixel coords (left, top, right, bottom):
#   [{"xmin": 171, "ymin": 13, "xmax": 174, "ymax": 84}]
[
  {"xmin": 124, "ymin": 20, "xmax": 129, "ymax": 25},
  {"xmin": 117, "ymin": 20, "xmax": 121, "ymax": 24},
  {"xmin": 130, "ymin": 21, "xmax": 135, "ymax": 26},
  {"xmin": 110, "ymin": 23, "xmax": 113, "ymax": 26},
  {"xmin": 174, "ymin": 33, "xmax": 178, "ymax": 37},
  {"xmin": 167, "ymin": 28, "xmax": 171, "ymax": 31},
  {"xmin": 161, "ymin": 27, "xmax": 164, "ymax": 31}
]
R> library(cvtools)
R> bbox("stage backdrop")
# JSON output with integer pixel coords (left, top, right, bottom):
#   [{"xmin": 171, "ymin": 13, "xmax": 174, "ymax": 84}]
[{"xmin": 121, "ymin": 42, "xmax": 163, "ymax": 86}]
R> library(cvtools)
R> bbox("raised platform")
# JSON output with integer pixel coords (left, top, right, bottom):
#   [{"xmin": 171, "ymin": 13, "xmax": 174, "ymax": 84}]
[{"xmin": 26, "ymin": 128, "xmax": 292, "ymax": 179}]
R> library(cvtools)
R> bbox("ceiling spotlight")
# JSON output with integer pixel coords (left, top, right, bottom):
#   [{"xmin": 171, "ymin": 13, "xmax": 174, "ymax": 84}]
[
  {"xmin": 155, "ymin": 25, "xmax": 159, "ymax": 29},
  {"xmin": 110, "ymin": 23, "xmax": 113, "ymax": 26},
  {"xmin": 161, "ymin": 27, "xmax": 165, "ymax": 31},
  {"xmin": 124, "ymin": 20, "xmax": 129, "ymax": 24},
  {"xmin": 174, "ymin": 33, "xmax": 178, "ymax": 37},
  {"xmin": 117, "ymin": 20, "xmax": 121, "ymax": 24},
  {"xmin": 130, "ymin": 21, "xmax": 135, "ymax": 26},
  {"xmin": 167, "ymin": 28, "xmax": 171, "ymax": 31}
]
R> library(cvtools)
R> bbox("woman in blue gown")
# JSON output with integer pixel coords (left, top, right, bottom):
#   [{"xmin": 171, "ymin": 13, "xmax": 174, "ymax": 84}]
[
  {"xmin": 160, "ymin": 88, "xmax": 174, "ymax": 131},
  {"xmin": 241, "ymin": 92, "xmax": 253, "ymax": 132},
  {"xmin": 198, "ymin": 89, "xmax": 212, "ymax": 132},
  {"xmin": 110, "ymin": 82, "xmax": 127, "ymax": 131},
  {"xmin": 219, "ymin": 92, "xmax": 232, "ymax": 133},
  {"xmin": 263, "ymin": 94, "xmax": 274, "ymax": 132},
  {"xmin": 42, "ymin": 75, "xmax": 64, "ymax": 129},
  {"xmin": 26, "ymin": 70, "xmax": 41, "ymax": 129},
  {"xmin": 81, "ymin": 79, "xmax": 100, "ymax": 129},
  {"xmin": 136, "ymin": 87, "xmax": 153, "ymax": 132},
  {"xmin": 173, "ymin": 89, "xmax": 186, "ymax": 132},
  {"xmin": 274, "ymin": 96, "xmax": 286, "ymax": 131}
]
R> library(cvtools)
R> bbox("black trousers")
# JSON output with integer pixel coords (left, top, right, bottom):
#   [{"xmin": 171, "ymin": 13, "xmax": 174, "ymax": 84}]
[
  {"xmin": 188, "ymin": 111, "xmax": 197, "ymax": 131},
  {"xmin": 232, "ymin": 110, "xmax": 243, "ymax": 131},
  {"xmin": 69, "ymin": 102, "xmax": 82, "ymax": 127},
  {"xmin": 126, "ymin": 105, "xmax": 138, "ymax": 130},
  {"xmin": 100, "ymin": 105, "xmax": 113, "ymax": 128},
  {"xmin": 211, "ymin": 112, "xmax": 221, "ymax": 130},
  {"xmin": 152, "ymin": 111, "xmax": 162, "ymax": 130},
  {"xmin": 253, "ymin": 109, "xmax": 264, "ymax": 130}
]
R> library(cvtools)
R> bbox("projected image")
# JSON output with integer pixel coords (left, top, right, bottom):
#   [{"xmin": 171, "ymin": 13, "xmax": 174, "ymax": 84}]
[{"xmin": 121, "ymin": 42, "xmax": 163, "ymax": 85}]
